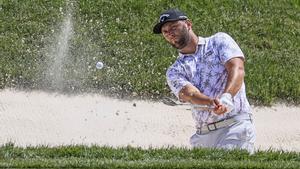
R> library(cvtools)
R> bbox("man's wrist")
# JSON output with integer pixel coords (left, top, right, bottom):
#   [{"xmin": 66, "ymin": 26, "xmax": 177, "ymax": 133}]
[
  {"xmin": 221, "ymin": 93, "xmax": 233, "ymax": 100},
  {"xmin": 220, "ymin": 93, "xmax": 234, "ymax": 113}
]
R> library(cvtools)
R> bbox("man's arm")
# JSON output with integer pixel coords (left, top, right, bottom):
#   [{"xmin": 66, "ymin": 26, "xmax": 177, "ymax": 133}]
[
  {"xmin": 178, "ymin": 57, "xmax": 245, "ymax": 115},
  {"xmin": 223, "ymin": 57, "xmax": 245, "ymax": 96},
  {"xmin": 178, "ymin": 84, "xmax": 228, "ymax": 114},
  {"xmin": 178, "ymin": 84, "xmax": 214, "ymax": 105},
  {"xmin": 211, "ymin": 57, "xmax": 245, "ymax": 114}
]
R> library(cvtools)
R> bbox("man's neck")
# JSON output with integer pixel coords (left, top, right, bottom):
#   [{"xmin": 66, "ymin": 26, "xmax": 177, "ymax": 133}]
[{"xmin": 179, "ymin": 33, "xmax": 198, "ymax": 55}]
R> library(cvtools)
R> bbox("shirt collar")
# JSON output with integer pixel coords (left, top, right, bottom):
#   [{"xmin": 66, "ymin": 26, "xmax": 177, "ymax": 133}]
[
  {"xmin": 179, "ymin": 36, "xmax": 206, "ymax": 58},
  {"xmin": 198, "ymin": 36, "xmax": 206, "ymax": 45}
]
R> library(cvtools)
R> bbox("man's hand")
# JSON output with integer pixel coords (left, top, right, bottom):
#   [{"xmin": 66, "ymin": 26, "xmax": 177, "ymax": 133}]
[
  {"xmin": 212, "ymin": 99, "xmax": 227, "ymax": 115},
  {"xmin": 212, "ymin": 93, "xmax": 234, "ymax": 115}
]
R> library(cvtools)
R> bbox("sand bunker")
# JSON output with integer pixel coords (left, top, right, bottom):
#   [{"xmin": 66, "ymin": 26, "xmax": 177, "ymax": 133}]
[{"xmin": 0, "ymin": 89, "xmax": 299, "ymax": 152}]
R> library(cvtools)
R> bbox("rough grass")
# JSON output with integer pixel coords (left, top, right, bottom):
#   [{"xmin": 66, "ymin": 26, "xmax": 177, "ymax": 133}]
[
  {"xmin": 0, "ymin": 143, "xmax": 299, "ymax": 168},
  {"xmin": 0, "ymin": 0, "xmax": 299, "ymax": 105}
]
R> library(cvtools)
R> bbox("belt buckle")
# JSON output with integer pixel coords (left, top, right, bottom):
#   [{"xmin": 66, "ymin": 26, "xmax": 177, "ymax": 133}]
[
  {"xmin": 196, "ymin": 120, "xmax": 222, "ymax": 135},
  {"xmin": 207, "ymin": 123, "xmax": 217, "ymax": 131}
]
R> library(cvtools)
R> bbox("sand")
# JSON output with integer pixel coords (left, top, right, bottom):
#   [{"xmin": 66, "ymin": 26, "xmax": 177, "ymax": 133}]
[{"xmin": 0, "ymin": 89, "xmax": 299, "ymax": 152}]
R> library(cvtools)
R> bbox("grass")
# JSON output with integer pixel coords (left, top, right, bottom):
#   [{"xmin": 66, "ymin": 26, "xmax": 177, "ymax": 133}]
[
  {"xmin": 1, "ymin": 1, "xmax": 299, "ymax": 167},
  {"xmin": 0, "ymin": 143, "xmax": 299, "ymax": 168},
  {"xmin": 0, "ymin": 1, "xmax": 299, "ymax": 104},
  {"xmin": 1, "ymin": 1, "xmax": 299, "ymax": 168}
]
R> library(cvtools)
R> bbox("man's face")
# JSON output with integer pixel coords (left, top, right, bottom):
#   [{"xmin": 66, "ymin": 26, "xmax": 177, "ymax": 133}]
[{"xmin": 161, "ymin": 20, "xmax": 190, "ymax": 49}]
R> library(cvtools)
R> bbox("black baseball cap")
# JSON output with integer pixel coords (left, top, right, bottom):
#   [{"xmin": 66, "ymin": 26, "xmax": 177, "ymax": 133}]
[{"xmin": 153, "ymin": 8, "xmax": 188, "ymax": 34}]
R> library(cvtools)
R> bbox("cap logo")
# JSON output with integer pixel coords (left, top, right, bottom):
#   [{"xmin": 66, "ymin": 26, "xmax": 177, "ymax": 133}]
[{"xmin": 159, "ymin": 14, "xmax": 170, "ymax": 23}]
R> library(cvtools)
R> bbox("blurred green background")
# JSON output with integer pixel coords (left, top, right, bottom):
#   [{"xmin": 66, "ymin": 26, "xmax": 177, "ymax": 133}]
[{"xmin": 0, "ymin": 0, "xmax": 299, "ymax": 105}]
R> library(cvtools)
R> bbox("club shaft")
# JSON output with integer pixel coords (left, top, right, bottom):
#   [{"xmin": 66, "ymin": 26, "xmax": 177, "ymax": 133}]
[{"xmin": 162, "ymin": 97, "xmax": 214, "ymax": 110}]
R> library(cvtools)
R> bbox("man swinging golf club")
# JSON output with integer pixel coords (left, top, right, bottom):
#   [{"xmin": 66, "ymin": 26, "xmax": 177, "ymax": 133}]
[{"xmin": 153, "ymin": 8, "xmax": 256, "ymax": 154}]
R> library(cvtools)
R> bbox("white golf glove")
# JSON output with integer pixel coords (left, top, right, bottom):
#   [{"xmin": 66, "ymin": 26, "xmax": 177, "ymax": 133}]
[{"xmin": 219, "ymin": 93, "xmax": 234, "ymax": 113}]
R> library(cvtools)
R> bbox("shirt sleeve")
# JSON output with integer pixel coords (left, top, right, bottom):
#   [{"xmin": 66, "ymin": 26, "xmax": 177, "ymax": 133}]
[
  {"xmin": 166, "ymin": 61, "xmax": 191, "ymax": 98},
  {"xmin": 213, "ymin": 32, "xmax": 245, "ymax": 64}
]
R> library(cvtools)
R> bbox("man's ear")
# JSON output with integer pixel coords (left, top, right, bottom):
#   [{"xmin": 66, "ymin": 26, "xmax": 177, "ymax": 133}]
[{"xmin": 186, "ymin": 20, "xmax": 192, "ymax": 30}]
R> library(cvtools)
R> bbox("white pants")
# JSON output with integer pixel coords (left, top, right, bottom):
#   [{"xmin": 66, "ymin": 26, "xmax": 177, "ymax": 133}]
[{"xmin": 190, "ymin": 118, "xmax": 256, "ymax": 154}]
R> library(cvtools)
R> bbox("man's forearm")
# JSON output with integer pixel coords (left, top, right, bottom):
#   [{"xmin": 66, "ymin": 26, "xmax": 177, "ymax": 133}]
[
  {"xmin": 179, "ymin": 84, "xmax": 213, "ymax": 105},
  {"xmin": 224, "ymin": 67, "xmax": 244, "ymax": 96},
  {"xmin": 224, "ymin": 58, "xmax": 245, "ymax": 97}
]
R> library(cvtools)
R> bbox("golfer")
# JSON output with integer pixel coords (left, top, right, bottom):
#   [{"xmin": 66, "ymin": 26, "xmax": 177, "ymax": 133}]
[{"xmin": 153, "ymin": 8, "xmax": 256, "ymax": 153}]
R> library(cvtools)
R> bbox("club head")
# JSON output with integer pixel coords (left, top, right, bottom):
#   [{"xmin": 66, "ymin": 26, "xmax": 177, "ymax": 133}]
[{"xmin": 161, "ymin": 97, "xmax": 178, "ymax": 106}]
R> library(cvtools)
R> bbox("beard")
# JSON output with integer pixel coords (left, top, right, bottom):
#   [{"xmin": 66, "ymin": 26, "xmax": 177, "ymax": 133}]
[{"xmin": 169, "ymin": 26, "xmax": 190, "ymax": 49}]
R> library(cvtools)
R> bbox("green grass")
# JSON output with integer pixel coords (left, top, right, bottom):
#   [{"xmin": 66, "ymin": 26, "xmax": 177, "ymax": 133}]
[
  {"xmin": 1, "ymin": 1, "xmax": 299, "ymax": 167},
  {"xmin": 0, "ymin": 143, "xmax": 299, "ymax": 168},
  {"xmin": 0, "ymin": 0, "xmax": 299, "ymax": 105}
]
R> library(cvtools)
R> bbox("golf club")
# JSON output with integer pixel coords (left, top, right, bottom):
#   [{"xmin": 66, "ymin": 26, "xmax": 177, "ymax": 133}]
[{"xmin": 162, "ymin": 97, "xmax": 215, "ymax": 111}]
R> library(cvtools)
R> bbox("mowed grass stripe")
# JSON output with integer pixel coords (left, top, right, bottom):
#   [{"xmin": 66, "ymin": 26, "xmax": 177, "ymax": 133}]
[
  {"xmin": 1, "ymin": 145, "xmax": 299, "ymax": 161},
  {"xmin": 0, "ymin": 158, "xmax": 299, "ymax": 169},
  {"xmin": 0, "ymin": 144, "xmax": 299, "ymax": 168}
]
